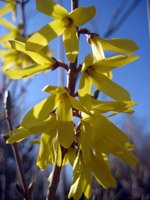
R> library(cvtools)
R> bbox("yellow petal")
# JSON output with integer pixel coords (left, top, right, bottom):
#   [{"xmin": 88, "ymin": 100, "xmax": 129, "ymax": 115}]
[
  {"xmin": 26, "ymin": 114, "xmax": 57, "ymax": 133},
  {"xmin": 78, "ymin": 73, "xmax": 92, "ymax": 97},
  {"xmin": 70, "ymin": 6, "xmax": 96, "ymax": 26},
  {"xmin": 37, "ymin": 131, "xmax": 56, "ymax": 170},
  {"xmin": 69, "ymin": 96, "xmax": 90, "ymax": 115},
  {"xmin": 68, "ymin": 147, "xmax": 77, "ymax": 166},
  {"xmin": 0, "ymin": 32, "xmax": 17, "ymax": 43},
  {"xmin": 91, "ymin": 55, "xmax": 139, "ymax": 73},
  {"xmin": 63, "ymin": 26, "xmax": 78, "ymax": 63},
  {"xmin": 43, "ymin": 85, "xmax": 67, "ymax": 95},
  {"xmin": 0, "ymin": 50, "xmax": 8, "ymax": 56},
  {"xmin": 68, "ymin": 176, "xmax": 83, "ymax": 200},
  {"xmin": 36, "ymin": 0, "xmax": 68, "ymax": 19},
  {"xmin": 83, "ymin": 168, "xmax": 92, "ymax": 199},
  {"xmin": 26, "ymin": 20, "xmax": 65, "ymax": 51},
  {"xmin": 4, "ymin": 64, "xmax": 52, "ymax": 79},
  {"xmin": 89, "ymin": 152, "xmax": 116, "ymax": 189},
  {"xmin": 6, "ymin": 126, "xmax": 32, "ymax": 144},
  {"xmin": 91, "ymin": 72, "xmax": 131, "ymax": 101},
  {"xmin": 0, "ymin": 18, "xmax": 16, "ymax": 31},
  {"xmin": 22, "ymin": 95, "xmax": 58, "ymax": 128},
  {"xmin": 92, "ymin": 115, "xmax": 129, "ymax": 149},
  {"xmin": 0, "ymin": 2, "xmax": 15, "ymax": 16},
  {"xmin": 68, "ymin": 153, "xmax": 83, "ymax": 200},
  {"xmin": 80, "ymin": 121, "xmax": 92, "ymax": 164},
  {"xmin": 82, "ymin": 54, "xmax": 93, "ymax": 72},
  {"xmin": 55, "ymin": 142, "xmax": 63, "ymax": 167},
  {"xmin": 57, "ymin": 95, "xmax": 74, "ymax": 148},
  {"xmin": 100, "ymin": 37, "xmax": 139, "ymax": 54},
  {"xmin": 89, "ymin": 34, "xmax": 105, "ymax": 61},
  {"xmin": 10, "ymin": 39, "xmax": 55, "ymax": 65},
  {"xmin": 92, "ymin": 100, "xmax": 136, "ymax": 114},
  {"xmin": 114, "ymin": 150, "xmax": 137, "ymax": 166}
]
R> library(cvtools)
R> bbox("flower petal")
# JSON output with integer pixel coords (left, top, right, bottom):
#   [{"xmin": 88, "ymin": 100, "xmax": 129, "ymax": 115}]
[
  {"xmin": 9, "ymin": 39, "xmax": 55, "ymax": 65},
  {"xmin": 6, "ymin": 126, "xmax": 32, "ymax": 143},
  {"xmin": 91, "ymin": 72, "xmax": 131, "ymax": 101},
  {"xmin": 0, "ymin": 2, "xmax": 15, "ymax": 16},
  {"xmin": 57, "ymin": 97, "xmax": 74, "ymax": 148},
  {"xmin": 91, "ymin": 55, "xmax": 139, "ymax": 73},
  {"xmin": 91, "ymin": 115, "xmax": 129, "ymax": 148},
  {"xmin": 82, "ymin": 54, "xmax": 93, "ymax": 72},
  {"xmin": 26, "ymin": 114, "xmax": 57, "ymax": 133},
  {"xmin": 4, "ymin": 64, "xmax": 52, "ymax": 79},
  {"xmin": 78, "ymin": 73, "xmax": 92, "ymax": 97},
  {"xmin": 26, "ymin": 20, "xmax": 65, "ymax": 51},
  {"xmin": 89, "ymin": 34, "xmax": 105, "ymax": 61},
  {"xmin": 114, "ymin": 150, "xmax": 137, "ymax": 166},
  {"xmin": 37, "ymin": 131, "xmax": 56, "ymax": 170},
  {"xmin": 0, "ymin": 18, "xmax": 16, "ymax": 31},
  {"xmin": 70, "ymin": 6, "xmax": 96, "ymax": 26},
  {"xmin": 43, "ymin": 85, "xmax": 67, "ymax": 95},
  {"xmin": 36, "ymin": 0, "xmax": 68, "ymax": 19},
  {"xmin": 80, "ymin": 121, "xmax": 92, "ymax": 164},
  {"xmin": 100, "ymin": 37, "xmax": 139, "ymax": 54},
  {"xmin": 68, "ymin": 153, "xmax": 83, "ymax": 200},
  {"xmin": 22, "ymin": 95, "xmax": 58, "ymax": 128},
  {"xmin": 89, "ymin": 152, "xmax": 116, "ymax": 189},
  {"xmin": 69, "ymin": 96, "xmax": 90, "ymax": 115},
  {"xmin": 63, "ymin": 26, "xmax": 78, "ymax": 63},
  {"xmin": 92, "ymin": 100, "xmax": 136, "ymax": 114},
  {"xmin": 78, "ymin": 73, "xmax": 93, "ymax": 110}
]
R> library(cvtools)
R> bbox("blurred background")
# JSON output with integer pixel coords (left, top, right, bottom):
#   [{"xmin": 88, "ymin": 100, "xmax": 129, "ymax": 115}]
[{"xmin": 0, "ymin": 0, "xmax": 150, "ymax": 199}]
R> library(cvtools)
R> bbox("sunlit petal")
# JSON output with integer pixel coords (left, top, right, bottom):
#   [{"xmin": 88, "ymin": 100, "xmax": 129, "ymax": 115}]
[
  {"xmin": 6, "ymin": 126, "xmax": 32, "ymax": 143},
  {"xmin": 36, "ymin": 0, "xmax": 68, "ymax": 19},
  {"xmin": 63, "ymin": 26, "xmax": 78, "ymax": 63},
  {"xmin": 4, "ymin": 64, "xmax": 52, "ymax": 79},
  {"xmin": 70, "ymin": 6, "xmax": 96, "ymax": 26},
  {"xmin": 100, "ymin": 37, "xmax": 139, "ymax": 54},
  {"xmin": 57, "ymin": 95, "xmax": 74, "ymax": 148},
  {"xmin": 26, "ymin": 20, "xmax": 65, "ymax": 51},
  {"xmin": 91, "ymin": 72, "xmax": 131, "ymax": 101}
]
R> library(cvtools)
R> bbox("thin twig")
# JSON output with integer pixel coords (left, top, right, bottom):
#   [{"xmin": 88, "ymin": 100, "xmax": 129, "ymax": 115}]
[
  {"xmin": 104, "ymin": 0, "xmax": 142, "ymax": 38},
  {"xmin": 4, "ymin": 91, "xmax": 31, "ymax": 200},
  {"xmin": 20, "ymin": 0, "xmax": 26, "ymax": 36}
]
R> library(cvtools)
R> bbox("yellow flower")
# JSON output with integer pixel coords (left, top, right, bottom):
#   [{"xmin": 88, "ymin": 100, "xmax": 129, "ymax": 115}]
[
  {"xmin": 88, "ymin": 34, "xmax": 139, "ymax": 80},
  {"xmin": 68, "ymin": 114, "xmax": 137, "ymax": 200},
  {"xmin": 79, "ymin": 54, "xmax": 138, "ymax": 101},
  {"xmin": 3, "ymin": 36, "xmax": 55, "ymax": 79},
  {"xmin": 6, "ymin": 85, "xmax": 89, "ymax": 148},
  {"xmin": 88, "ymin": 34, "xmax": 139, "ymax": 57},
  {"xmin": 26, "ymin": 0, "xmax": 96, "ymax": 63}
]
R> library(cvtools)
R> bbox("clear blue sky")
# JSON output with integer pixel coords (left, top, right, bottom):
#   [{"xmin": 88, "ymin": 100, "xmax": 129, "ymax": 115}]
[{"xmin": 1, "ymin": 0, "xmax": 149, "ymax": 127}]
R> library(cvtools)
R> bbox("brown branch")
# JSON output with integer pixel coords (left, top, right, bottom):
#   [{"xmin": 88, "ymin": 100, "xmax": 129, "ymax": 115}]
[
  {"xmin": 46, "ymin": 146, "xmax": 67, "ymax": 200},
  {"xmin": 57, "ymin": 61, "xmax": 69, "ymax": 71},
  {"xmin": 4, "ymin": 91, "xmax": 31, "ymax": 200}
]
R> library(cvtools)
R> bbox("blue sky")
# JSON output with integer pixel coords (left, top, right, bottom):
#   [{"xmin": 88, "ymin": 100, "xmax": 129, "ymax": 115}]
[{"xmin": 1, "ymin": 0, "xmax": 150, "ymax": 128}]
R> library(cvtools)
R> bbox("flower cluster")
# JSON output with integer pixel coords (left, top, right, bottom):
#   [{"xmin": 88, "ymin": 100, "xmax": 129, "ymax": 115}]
[{"xmin": 2, "ymin": 0, "xmax": 139, "ymax": 199}]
